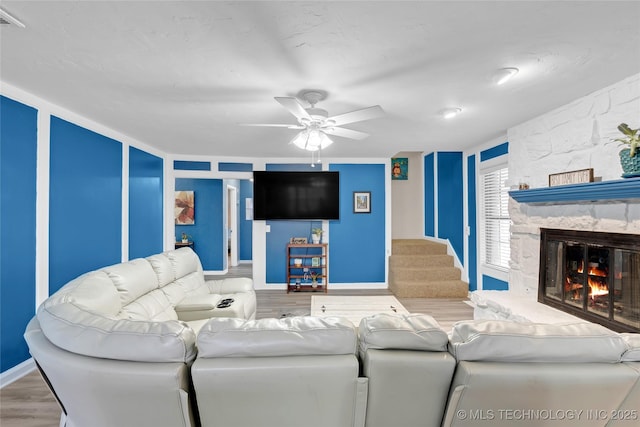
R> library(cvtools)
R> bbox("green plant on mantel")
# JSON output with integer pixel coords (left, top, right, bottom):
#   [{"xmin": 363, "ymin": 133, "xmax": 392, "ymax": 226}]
[
  {"xmin": 614, "ymin": 123, "xmax": 639, "ymax": 157},
  {"xmin": 312, "ymin": 227, "xmax": 323, "ymax": 236}
]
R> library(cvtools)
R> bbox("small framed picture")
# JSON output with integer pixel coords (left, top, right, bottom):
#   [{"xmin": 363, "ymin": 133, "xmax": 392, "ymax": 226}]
[
  {"xmin": 311, "ymin": 257, "xmax": 320, "ymax": 267},
  {"xmin": 353, "ymin": 191, "xmax": 371, "ymax": 214}
]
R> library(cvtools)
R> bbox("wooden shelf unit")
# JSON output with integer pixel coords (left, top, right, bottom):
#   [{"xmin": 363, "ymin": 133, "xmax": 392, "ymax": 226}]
[{"xmin": 286, "ymin": 243, "xmax": 328, "ymax": 293}]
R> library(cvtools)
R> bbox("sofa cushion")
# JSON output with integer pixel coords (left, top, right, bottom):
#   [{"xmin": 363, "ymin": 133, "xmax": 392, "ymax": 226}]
[
  {"xmin": 621, "ymin": 333, "xmax": 640, "ymax": 362},
  {"xmin": 42, "ymin": 271, "xmax": 122, "ymax": 317},
  {"xmin": 358, "ymin": 313, "xmax": 449, "ymax": 352},
  {"xmin": 146, "ymin": 253, "xmax": 176, "ymax": 286},
  {"xmin": 120, "ymin": 288, "xmax": 178, "ymax": 321},
  {"xmin": 37, "ymin": 299, "xmax": 197, "ymax": 363},
  {"xmin": 197, "ymin": 316, "xmax": 357, "ymax": 358},
  {"xmin": 449, "ymin": 320, "xmax": 627, "ymax": 363},
  {"xmin": 102, "ymin": 258, "xmax": 159, "ymax": 306},
  {"xmin": 167, "ymin": 247, "xmax": 201, "ymax": 279}
]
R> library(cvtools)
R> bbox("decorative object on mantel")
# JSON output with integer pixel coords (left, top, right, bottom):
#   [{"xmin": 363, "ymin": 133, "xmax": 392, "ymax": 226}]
[
  {"xmin": 613, "ymin": 123, "xmax": 640, "ymax": 178},
  {"xmin": 290, "ymin": 237, "xmax": 308, "ymax": 244},
  {"xmin": 509, "ymin": 176, "xmax": 640, "ymax": 204},
  {"xmin": 181, "ymin": 232, "xmax": 192, "ymax": 243},
  {"xmin": 548, "ymin": 168, "xmax": 594, "ymax": 187}
]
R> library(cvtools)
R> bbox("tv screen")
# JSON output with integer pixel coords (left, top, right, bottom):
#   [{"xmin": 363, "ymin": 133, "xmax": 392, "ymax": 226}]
[{"xmin": 253, "ymin": 171, "xmax": 340, "ymax": 220}]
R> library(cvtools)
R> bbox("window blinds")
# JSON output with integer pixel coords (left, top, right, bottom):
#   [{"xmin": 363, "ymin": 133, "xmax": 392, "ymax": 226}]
[{"xmin": 482, "ymin": 167, "xmax": 510, "ymax": 269}]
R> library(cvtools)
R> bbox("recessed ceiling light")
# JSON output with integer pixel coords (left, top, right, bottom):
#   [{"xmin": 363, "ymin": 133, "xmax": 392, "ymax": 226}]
[
  {"xmin": 493, "ymin": 67, "xmax": 519, "ymax": 85},
  {"xmin": 442, "ymin": 108, "xmax": 462, "ymax": 119}
]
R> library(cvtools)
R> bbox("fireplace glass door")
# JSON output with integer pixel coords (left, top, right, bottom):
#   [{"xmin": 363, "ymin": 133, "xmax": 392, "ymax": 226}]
[{"xmin": 540, "ymin": 229, "xmax": 639, "ymax": 333}]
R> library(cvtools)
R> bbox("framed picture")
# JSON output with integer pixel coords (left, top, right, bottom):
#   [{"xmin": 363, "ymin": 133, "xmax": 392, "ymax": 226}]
[
  {"xmin": 353, "ymin": 191, "xmax": 371, "ymax": 214},
  {"xmin": 175, "ymin": 191, "xmax": 195, "ymax": 224},
  {"xmin": 391, "ymin": 157, "xmax": 408, "ymax": 180}
]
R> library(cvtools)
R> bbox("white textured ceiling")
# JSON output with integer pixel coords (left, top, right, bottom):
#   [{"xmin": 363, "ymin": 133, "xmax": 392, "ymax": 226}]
[{"xmin": 1, "ymin": 1, "xmax": 639, "ymax": 159}]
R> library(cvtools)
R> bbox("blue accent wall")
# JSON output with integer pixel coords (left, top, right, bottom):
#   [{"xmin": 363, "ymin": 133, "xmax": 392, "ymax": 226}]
[
  {"xmin": 480, "ymin": 141, "xmax": 509, "ymax": 162},
  {"xmin": 175, "ymin": 179, "xmax": 224, "ymax": 270},
  {"xmin": 49, "ymin": 117, "xmax": 122, "ymax": 294},
  {"xmin": 239, "ymin": 179, "xmax": 253, "ymax": 261},
  {"xmin": 129, "ymin": 147, "xmax": 163, "ymax": 259},
  {"xmin": 264, "ymin": 163, "xmax": 316, "ymax": 284},
  {"xmin": 219, "ymin": 162, "xmax": 253, "ymax": 172},
  {"xmin": 483, "ymin": 274, "xmax": 509, "ymax": 290},
  {"xmin": 424, "ymin": 153, "xmax": 435, "ymax": 237},
  {"xmin": 437, "ymin": 152, "xmax": 464, "ymax": 263},
  {"xmin": 0, "ymin": 96, "xmax": 37, "ymax": 372},
  {"xmin": 329, "ymin": 163, "xmax": 385, "ymax": 283},
  {"xmin": 467, "ymin": 155, "xmax": 477, "ymax": 291},
  {"xmin": 174, "ymin": 160, "xmax": 211, "ymax": 171}
]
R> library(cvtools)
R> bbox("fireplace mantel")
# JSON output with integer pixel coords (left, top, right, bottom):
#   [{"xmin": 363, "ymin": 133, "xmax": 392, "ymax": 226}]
[{"xmin": 509, "ymin": 177, "xmax": 640, "ymax": 204}]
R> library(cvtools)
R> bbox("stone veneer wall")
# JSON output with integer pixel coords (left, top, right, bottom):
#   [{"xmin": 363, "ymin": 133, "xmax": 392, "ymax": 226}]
[{"xmin": 507, "ymin": 73, "xmax": 640, "ymax": 297}]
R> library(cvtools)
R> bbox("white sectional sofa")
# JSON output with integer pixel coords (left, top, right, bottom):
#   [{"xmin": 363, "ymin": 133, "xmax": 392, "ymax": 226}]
[
  {"xmin": 192, "ymin": 316, "xmax": 368, "ymax": 427},
  {"xmin": 24, "ymin": 247, "xmax": 256, "ymax": 427},
  {"xmin": 24, "ymin": 257, "xmax": 640, "ymax": 427}
]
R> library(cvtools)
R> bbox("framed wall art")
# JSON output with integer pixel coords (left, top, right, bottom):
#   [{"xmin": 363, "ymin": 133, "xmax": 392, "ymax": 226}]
[
  {"xmin": 353, "ymin": 191, "xmax": 371, "ymax": 214},
  {"xmin": 391, "ymin": 157, "xmax": 408, "ymax": 180},
  {"xmin": 175, "ymin": 191, "xmax": 195, "ymax": 224}
]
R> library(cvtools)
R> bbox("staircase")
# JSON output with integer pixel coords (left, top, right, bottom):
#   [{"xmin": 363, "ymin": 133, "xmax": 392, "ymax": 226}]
[{"xmin": 389, "ymin": 239, "xmax": 469, "ymax": 298}]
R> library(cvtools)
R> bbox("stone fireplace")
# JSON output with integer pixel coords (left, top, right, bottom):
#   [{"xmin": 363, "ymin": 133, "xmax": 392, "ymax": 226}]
[{"xmin": 538, "ymin": 228, "xmax": 640, "ymax": 332}]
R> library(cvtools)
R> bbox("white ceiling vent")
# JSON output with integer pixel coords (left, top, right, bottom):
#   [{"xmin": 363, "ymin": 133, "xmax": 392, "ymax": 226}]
[{"xmin": 0, "ymin": 8, "xmax": 26, "ymax": 28}]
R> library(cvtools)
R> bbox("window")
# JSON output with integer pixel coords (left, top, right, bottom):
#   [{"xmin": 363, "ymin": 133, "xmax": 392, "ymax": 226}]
[{"xmin": 480, "ymin": 166, "xmax": 510, "ymax": 270}]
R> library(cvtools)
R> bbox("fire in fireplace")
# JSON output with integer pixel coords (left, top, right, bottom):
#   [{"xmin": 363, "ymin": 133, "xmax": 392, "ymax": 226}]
[{"xmin": 539, "ymin": 228, "xmax": 640, "ymax": 333}]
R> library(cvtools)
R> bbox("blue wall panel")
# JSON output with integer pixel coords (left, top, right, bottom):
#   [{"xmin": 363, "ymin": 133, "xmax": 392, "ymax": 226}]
[
  {"xmin": 49, "ymin": 117, "xmax": 122, "ymax": 294},
  {"xmin": 483, "ymin": 274, "xmax": 509, "ymax": 290},
  {"xmin": 175, "ymin": 179, "xmax": 224, "ymax": 270},
  {"xmin": 329, "ymin": 164, "xmax": 385, "ymax": 283},
  {"xmin": 239, "ymin": 179, "xmax": 253, "ymax": 261},
  {"xmin": 0, "ymin": 96, "xmax": 37, "ymax": 372},
  {"xmin": 437, "ymin": 152, "xmax": 464, "ymax": 263},
  {"xmin": 174, "ymin": 160, "xmax": 211, "ymax": 171},
  {"xmin": 480, "ymin": 142, "xmax": 509, "ymax": 162},
  {"xmin": 424, "ymin": 153, "xmax": 435, "ymax": 237},
  {"xmin": 219, "ymin": 162, "xmax": 253, "ymax": 172},
  {"xmin": 129, "ymin": 147, "xmax": 163, "ymax": 259},
  {"xmin": 467, "ymin": 155, "xmax": 477, "ymax": 291}
]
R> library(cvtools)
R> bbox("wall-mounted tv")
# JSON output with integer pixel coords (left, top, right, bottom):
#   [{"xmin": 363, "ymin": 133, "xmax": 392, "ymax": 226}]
[{"xmin": 253, "ymin": 171, "xmax": 340, "ymax": 220}]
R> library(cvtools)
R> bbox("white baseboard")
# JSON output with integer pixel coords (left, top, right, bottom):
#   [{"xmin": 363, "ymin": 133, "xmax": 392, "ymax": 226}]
[{"xmin": 0, "ymin": 358, "xmax": 36, "ymax": 388}]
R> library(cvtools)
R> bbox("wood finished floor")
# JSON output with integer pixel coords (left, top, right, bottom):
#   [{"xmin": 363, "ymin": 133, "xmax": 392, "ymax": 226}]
[{"xmin": 1, "ymin": 263, "xmax": 473, "ymax": 427}]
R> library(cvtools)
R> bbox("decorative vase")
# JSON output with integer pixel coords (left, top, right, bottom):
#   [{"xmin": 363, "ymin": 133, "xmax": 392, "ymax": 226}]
[
  {"xmin": 182, "ymin": 239, "xmax": 188, "ymax": 243},
  {"xmin": 619, "ymin": 148, "xmax": 640, "ymax": 178},
  {"xmin": 311, "ymin": 279, "xmax": 318, "ymax": 289},
  {"xmin": 311, "ymin": 234, "xmax": 321, "ymax": 244}
]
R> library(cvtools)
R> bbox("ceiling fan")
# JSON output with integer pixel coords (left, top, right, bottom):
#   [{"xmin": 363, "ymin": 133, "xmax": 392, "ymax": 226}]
[{"xmin": 243, "ymin": 90, "xmax": 384, "ymax": 152}]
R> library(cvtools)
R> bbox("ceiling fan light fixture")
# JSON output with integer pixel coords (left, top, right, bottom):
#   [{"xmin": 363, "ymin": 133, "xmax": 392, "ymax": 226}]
[
  {"xmin": 290, "ymin": 130, "xmax": 333, "ymax": 152},
  {"xmin": 493, "ymin": 67, "xmax": 519, "ymax": 85},
  {"xmin": 442, "ymin": 107, "xmax": 462, "ymax": 119}
]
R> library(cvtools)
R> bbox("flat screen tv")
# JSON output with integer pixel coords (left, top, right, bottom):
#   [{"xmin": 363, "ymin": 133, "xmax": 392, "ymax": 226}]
[{"xmin": 253, "ymin": 171, "xmax": 340, "ymax": 220}]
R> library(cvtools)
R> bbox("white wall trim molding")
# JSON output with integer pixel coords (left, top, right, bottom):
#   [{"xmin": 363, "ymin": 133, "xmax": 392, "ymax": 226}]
[
  {"xmin": 36, "ymin": 109, "xmax": 51, "ymax": 307},
  {"xmin": 121, "ymin": 143, "xmax": 130, "ymax": 262},
  {"xmin": 0, "ymin": 358, "xmax": 35, "ymax": 389}
]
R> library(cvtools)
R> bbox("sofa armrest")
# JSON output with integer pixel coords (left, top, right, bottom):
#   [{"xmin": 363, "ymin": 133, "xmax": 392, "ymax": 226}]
[
  {"xmin": 206, "ymin": 277, "xmax": 254, "ymax": 294},
  {"xmin": 175, "ymin": 294, "xmax": 221, "ymax": 312}
]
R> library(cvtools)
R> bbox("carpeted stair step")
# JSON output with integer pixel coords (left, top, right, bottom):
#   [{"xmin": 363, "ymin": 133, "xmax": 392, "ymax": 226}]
[
  {"xmin": 390, "ymin": 266, "xmax": 461, "ymax": 282},
  {"xmin": 389, "ymin": 254, "xmax": 454, "ymax": 268},
  {"xmin": 389, "ymin": 279, "xmax": 469, "ymax": 298},
  {"xmin": 392, "ymin": 239, "xmax": 448, "ymax": 255}
]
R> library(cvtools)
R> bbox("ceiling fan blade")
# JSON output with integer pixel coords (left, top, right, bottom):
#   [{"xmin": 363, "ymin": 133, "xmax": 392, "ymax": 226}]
[
  {"xmin": 239, "ymin": 123, "xmax": 304, "ymax": 129},
  {"xmin": 328, "ymin": 105, "xmax": 384, "ymax": 126},
  {"xmin": 324, "ymin": 127, "xmax": 370, "ymax": 140},
  {"xmin": 274, "ymin": 97, "xmax": 311, "ymax": 120}
]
